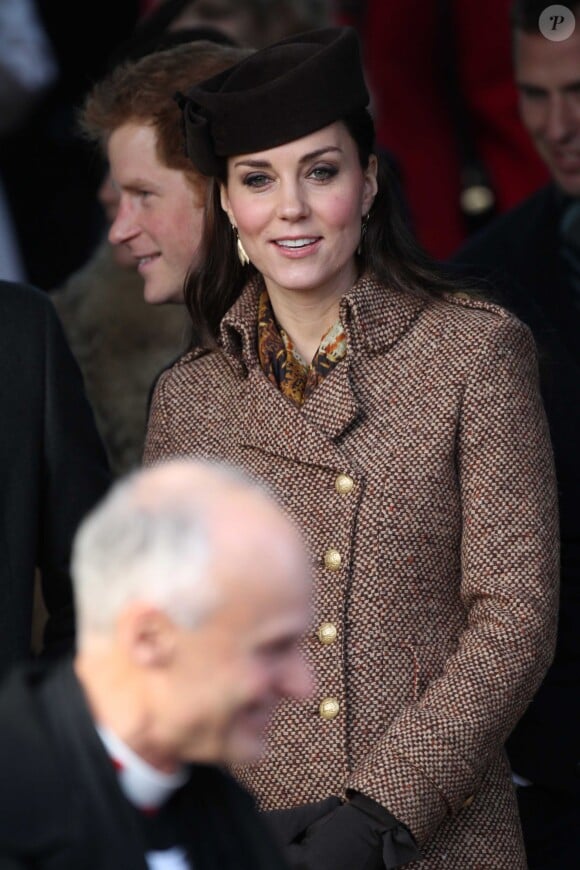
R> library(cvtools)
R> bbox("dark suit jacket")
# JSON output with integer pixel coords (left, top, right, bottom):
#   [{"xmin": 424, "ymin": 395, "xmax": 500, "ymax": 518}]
[
  {"xmin": 0, "ymin": 660, "xmax": 288, "ymax": 869},
  {"xmin": 0, "ymin": 281, "xmax": 110, "ymax": 674},
  {"xmin": 452, "ymin": 184, "xmax": 580, "ymax": 797}
]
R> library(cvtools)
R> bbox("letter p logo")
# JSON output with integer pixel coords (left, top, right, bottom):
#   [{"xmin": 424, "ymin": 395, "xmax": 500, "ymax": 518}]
[{"xmin": 539, "ymin": 5, "xmax": 576, "ymax": 40}]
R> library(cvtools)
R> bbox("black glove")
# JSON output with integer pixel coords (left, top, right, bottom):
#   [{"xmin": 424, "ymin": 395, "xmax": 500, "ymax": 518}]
[
  {"xmin": 262, "ymin": 797, "xmax": 342, "ymax": 846},
  {"xmin": 285, "ymin": 792, "xmax": 420, "ymax": 870}
]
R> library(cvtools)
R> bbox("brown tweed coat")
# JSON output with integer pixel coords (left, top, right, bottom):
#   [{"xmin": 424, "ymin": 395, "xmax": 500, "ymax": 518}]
[{"xmin": 144, "ymin": 273, "xmax": 559, "ymax": 868}]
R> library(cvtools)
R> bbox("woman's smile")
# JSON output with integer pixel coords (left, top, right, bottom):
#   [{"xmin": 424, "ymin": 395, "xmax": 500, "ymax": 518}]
[{"xmin": 271, "ymin": 236, "xmax": 322, "ymax": 257}]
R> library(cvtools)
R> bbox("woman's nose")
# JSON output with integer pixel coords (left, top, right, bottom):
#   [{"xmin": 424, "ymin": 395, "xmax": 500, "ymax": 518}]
[{"xmin": 275, "ymin": 180, "xmax": 310, "ymax": 221}]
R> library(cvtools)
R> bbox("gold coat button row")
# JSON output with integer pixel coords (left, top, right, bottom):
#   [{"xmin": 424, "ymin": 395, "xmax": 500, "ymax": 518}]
[
  {"xmin": 317, "ymin": 622, "xmax": 338, "ymax": 645},
  {"xmin": 319, "ymin": 697, "xmax": 340, "ymax": 720},
  {"xmin": 334, "ymin": 473, "xmax": 354, "ymax": 495},
  {"xmin": 324, "ymin": 548, "xmax": 342, "ymax": 571}
]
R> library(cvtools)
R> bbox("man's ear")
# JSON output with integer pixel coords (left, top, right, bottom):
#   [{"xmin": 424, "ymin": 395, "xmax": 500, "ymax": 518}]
[
  {"xmin": 220, "ymin": 183, "xmax": 234, "ymax": 226},
  {"xmin": 117, "ymin": 604, "xmax": 177, "ymax": 668}
]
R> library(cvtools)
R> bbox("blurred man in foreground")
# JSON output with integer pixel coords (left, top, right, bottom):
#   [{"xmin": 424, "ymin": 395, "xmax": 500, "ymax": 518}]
[{"xmin": 0, "ymin": 458, "xmax": 312, "ymax": 869}]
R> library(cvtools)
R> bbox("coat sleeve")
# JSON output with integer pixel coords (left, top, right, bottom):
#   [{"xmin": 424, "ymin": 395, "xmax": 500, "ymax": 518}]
[
  {"xmin": 143, "ymin": 347, "xmax": 209, "ymax": 465},
  {"xmin": 38, "ymin": 299, "xmax": 111, "ymax": 658},
  {"xmin": 143, "ymin": 368, "xmax": 175, "ymax": 465},
  {"xmin": 346, "ymin": 314, "xmax": 559, "ymax": 844}
]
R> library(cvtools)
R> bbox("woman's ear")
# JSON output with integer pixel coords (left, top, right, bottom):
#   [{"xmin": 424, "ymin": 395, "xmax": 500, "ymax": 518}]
[
  {"xmin": 362, "ymin": 154, "xmax": 378, "ymax": 216},
  {"xmin": 220, "ymin": 183, "xmax": 234, "ymax": 226}
]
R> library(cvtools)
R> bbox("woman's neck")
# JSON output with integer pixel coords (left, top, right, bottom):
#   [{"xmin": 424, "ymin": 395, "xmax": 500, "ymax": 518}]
[{"xmin": 265, "ymin": 271, "xmax": 356, "ymax": 364}]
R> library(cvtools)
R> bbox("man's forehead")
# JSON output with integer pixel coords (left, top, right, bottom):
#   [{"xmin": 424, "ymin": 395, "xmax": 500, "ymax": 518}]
[{"xmin": 515, "ymin": 29, "xmax": 580, "ymax": 86}]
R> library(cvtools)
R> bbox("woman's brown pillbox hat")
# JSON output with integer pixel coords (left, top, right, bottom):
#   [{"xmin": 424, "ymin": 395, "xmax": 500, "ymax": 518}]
[{"xmin": 175, "ymin": 27, "xmax": 369, "ymax": 176}]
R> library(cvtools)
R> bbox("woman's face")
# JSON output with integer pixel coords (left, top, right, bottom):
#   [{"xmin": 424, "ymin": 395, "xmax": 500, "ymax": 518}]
[{"xmin": 220, "ymin": 122, "xmax": 377, "ymax": 303}]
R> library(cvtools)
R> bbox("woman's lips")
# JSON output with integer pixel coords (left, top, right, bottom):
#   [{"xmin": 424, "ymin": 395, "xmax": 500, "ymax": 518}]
[{"xmin": 272, "ymin": 237, "xmax": 321, "ymax": 257}]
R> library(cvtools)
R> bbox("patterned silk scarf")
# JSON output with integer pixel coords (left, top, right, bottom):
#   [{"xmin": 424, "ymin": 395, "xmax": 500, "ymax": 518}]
[{"xmin": 257, "ymin": 290, "xmax": 347, "ymax": 407}]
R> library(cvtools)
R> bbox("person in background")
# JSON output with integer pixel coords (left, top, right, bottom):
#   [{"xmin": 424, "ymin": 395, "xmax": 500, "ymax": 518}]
[
  {"xmin": 52, "ymin": 39, "xmax": 253, "ymax": 476},
  {"xmin": 452, "ymin": 2, "xmax": 580, "ymax": 866},
  {"xmin": 124, "ymin": 0, "xmax": 333, "ymax": 56},
  {"xmin": 0, "ymin": 457, "xmax": 311, "ymax": 869},
  {"xmin": 336, "ymin": 0, "xmax": 550, "ymax": 258},
  {"xmin": 144, "ymin": 26, "xmax": 559, "ymax": 869},
  {"xmin": 0, "ymin": 280, "xmax": 110, "ymax": 679},
  {"xmin": 82, "ymin": 39, "xmax": 253, "ymax": 306}
]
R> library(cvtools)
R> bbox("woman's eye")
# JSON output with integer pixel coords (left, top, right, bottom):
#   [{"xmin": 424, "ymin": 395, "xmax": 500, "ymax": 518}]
[
  {"xmin": 309, "ymin": 165, "xmax": 338, "ymax": 181},
  {"xmin": 243, "ymin": 173, "xmax": 271, "ymax": 188}
]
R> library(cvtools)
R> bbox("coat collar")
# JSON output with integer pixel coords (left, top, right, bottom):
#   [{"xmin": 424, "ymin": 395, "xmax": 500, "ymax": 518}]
[
  {"xmin": 339, "ymin": 271, "xmax": 427, "ymax": 355},
  {"xmin": 219, "ymin": 271, "xmax": 427, "ymax": 365},
  {"xmin": 217, "ymin": 273, "xmax": 426, "ymax": 464}
]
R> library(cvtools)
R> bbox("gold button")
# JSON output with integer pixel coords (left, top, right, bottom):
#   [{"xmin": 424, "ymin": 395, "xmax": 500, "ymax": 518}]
[
  {"xmin": 454, "ymin": 291, "xmax": 471, "ymax": 302},
  {"xmin": 319, "ymin": 697, "xmax": 340, "ymax": 720},
  {"xmin": 317, "ymin": 622, "xmax": 338, "ymax": 645},
  {"xmin": 324, "ymin": 548, "xmax": 341, "ymax": 571},
  {"xmin": 335, "ymin": 473, "xmax": 354, "ymax": 495},
  {"xmin": 462, "ymin": 794, "xmax": 475, "ymax": 810}
]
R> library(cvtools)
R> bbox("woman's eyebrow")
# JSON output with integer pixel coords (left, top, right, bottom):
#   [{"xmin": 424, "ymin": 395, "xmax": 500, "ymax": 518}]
[{"xmin": 233, "ymin": 146, "xmax": 343, "ymax": 169}]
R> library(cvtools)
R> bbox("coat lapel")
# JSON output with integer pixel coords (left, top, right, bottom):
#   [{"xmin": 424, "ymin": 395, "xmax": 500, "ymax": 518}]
[
  {"xmin": 238, "ymin": 359, "xmax": 360, "ymax": 470},
  {"xmin": 222, "ymin": 273, "xmax": 426, "ymax": 469}
]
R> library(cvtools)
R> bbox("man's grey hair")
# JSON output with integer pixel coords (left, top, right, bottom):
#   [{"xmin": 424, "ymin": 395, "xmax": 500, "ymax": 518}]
[{"xmin": 72, "ymin": 458, "xmax": 263, "ymax": 638}]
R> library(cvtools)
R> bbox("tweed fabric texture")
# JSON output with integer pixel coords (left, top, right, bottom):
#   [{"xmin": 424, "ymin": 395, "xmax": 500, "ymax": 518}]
[{"xmin": 144, "ymin": 273, "xmax": 559, "ymax": 868}]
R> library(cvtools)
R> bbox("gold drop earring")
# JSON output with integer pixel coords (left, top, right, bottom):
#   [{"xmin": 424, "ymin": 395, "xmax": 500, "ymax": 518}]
[
  {"xmin": 232, "ymin": 225, "xmax": 250, "ymax": 266},
  {"xmin": 357, "ymin": 213, "xmax": 369, "ymax": 257}
]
